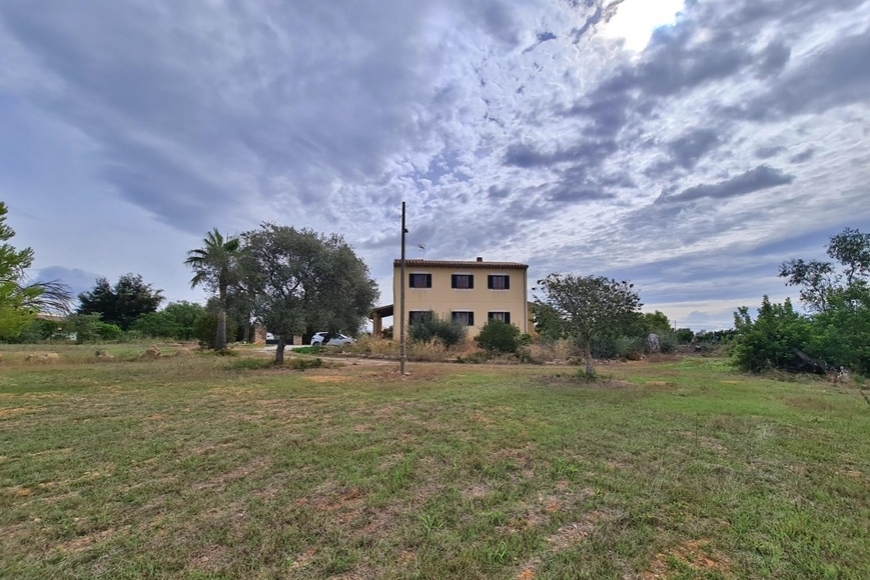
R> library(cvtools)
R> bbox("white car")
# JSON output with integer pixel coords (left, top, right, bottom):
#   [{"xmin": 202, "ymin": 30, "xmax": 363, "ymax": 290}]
[{"xmin": 309, "ymin": 332, "xmax": 354, "ymax": 346}]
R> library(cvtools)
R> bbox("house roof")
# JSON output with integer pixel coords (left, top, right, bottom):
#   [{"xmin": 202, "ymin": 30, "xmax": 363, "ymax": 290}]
[{"xmin": 393, "ymin": 259, "xmax": 528, "ymax": 270}]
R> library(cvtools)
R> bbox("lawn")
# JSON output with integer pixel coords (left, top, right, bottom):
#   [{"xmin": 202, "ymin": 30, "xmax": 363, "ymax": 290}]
[{"xmin": 1, "ymin": 346, "xmax": 868, "ymax": 579}]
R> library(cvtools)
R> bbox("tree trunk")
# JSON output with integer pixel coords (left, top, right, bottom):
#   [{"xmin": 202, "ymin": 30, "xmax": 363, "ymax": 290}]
[
  {"xmin": 216, "ymin": 308, "xmax": 228, "ymax": 351},
  {"xmin": 584, "ymin": 340, "xmax": 594, "ymax": 379},
  {"xmin": 275, "ymin": 337, "xmax": 286, "ymax": 365}
]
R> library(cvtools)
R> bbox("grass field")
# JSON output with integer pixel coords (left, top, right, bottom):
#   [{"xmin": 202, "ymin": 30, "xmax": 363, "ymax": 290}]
[{"xmin": 1, "ymin": 345, "xmax": 868, "ymax": 579}]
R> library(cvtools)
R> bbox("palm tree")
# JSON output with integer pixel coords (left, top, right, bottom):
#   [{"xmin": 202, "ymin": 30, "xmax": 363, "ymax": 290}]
[{"xmin": 185, "ymin": 228, "xmax": 240, "ymax": 350}]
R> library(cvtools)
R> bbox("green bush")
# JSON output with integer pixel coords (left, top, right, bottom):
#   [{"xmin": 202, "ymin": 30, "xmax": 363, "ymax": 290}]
[
  {"xmin": 194, "ymin": 313, "xmax": 239, "ymax": 350},
  {"xmin": 130, "ymin": 311, "xmax": 182, "ymax": 339},
  {"xmin": 614, "ymin": 335, "xmax": 644, "ymax": 360},
  {"xmin": 474, "ymin": 319, "xmax": 521, "ymax": 353},
  {"xmin": 409, "ymin": 312, "xmax": 467, "ymax": 349},
  {"xmin": 288, "ymin": 357, "xmax": 323, "ymax": 370},
  {"xmin": 732, "ymin": 296, "xmax": 813, "ymax": 372},
  {"xmin": 94, "ymin": 322, "xmax": 123, "ymax": 341}
]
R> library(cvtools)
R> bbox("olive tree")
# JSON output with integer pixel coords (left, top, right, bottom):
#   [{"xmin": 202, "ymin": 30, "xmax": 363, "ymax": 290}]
[
  {"xmin": 535, "ymin": 273, "xmax": 642, "ymax": 378},
  {"xmin": 239, "ymin": 224, "xmax": 378, "ymax": 364}
]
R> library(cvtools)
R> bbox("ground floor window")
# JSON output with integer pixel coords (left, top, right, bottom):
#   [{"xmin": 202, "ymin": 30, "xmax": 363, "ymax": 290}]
[
  {"xmin": 451, "ymin": 311, "xmax": 475, "ymax": 326},
  {"xmin": 488, "ymin": 311, "xmax": 511, "ymax": 324},
  {"xmin": 409, "ymin": 310, "xmax": 432, "ymax": 325}
]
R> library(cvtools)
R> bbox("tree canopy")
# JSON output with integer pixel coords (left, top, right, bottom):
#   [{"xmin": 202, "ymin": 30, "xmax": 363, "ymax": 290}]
[
  {"xmin": 238, "ymin": 224, "xmax": 378, "ymax": 363},
  {"xmin": 77, "ymin": 273, "xmax": 164, "ymax": 330},
  {"xmin": 779, "ymin": 227, "xmax": 870, "ymax": 312},
  {"xmin": 735, "ymin": 228, "xmax": 870, "ymax": 374},
  {"xmin": 535, "ymin": 273, "xmax": 642, "ymax": 377}
]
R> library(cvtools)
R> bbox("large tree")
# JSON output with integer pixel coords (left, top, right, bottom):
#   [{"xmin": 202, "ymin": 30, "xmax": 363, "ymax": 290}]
[
  {"xmin": 185, "ymin": 229, "xmax": 240, "ymax": 351},
  {"xmin": 239, "ymin": 224, "xmax": 378, "ymax": 364},
  {"xmin": 0, "ymin": 201, "xmax": 72, "ymax": 339},
  {"xmin": 77, "ymin": 273, "xmax": 163, "ymax": 330},
  {"xmin": 535, "ymin": 273, "xmax": 642, "ymax": 378},
  {"xmin": 779, "ymin": 227, "xmax": 870, "ymax": 312}
]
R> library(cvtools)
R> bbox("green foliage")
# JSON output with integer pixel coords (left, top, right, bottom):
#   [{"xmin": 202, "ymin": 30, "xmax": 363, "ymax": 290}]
[
  {"xmin": 738, "ymin": 228, "xmax": 870, "ymax": 375},
  {"xmin": 287, "ymin": 357, "xmax": 323, "ymax": 370},
  {"xmin": 193, "ymin": 312, "xmax": 239, "ymax": 350},
  {"xmin": 64, "ymin": 313, "xmax": 123, "ymax": 343},
  {"xmin": 531, "ymin": 302, "xmax": 564, "ymax": 341},
  {"xmin": 131, "ymin": 301, "xmax": 206, "ymax": 340},
  {"xmin": 780, "ymin": 227, "xmax": 870, "ymax": 312},
  {"xmin": 809, "ymin": 285, "xmax": 870, "ymax": 374},
  {"xmin": 131, "ymin": 312, "xmax": 182, "ymax": 339},
  {"xmin": 77, "ymin": 273, "xmax": 163, "ymax": 330},
  {"xmin": 239, "ymin": 224, "xmax": 378, "ymax": 363},
  {"xmin": 474, "ymin": 319, "xmax": 521, "ymax": 353},
  {"xmin": 535, "ymin": 273, "xmax": 642, "ymax": 377},
  {"xmin": 409, "ymin": 311, "xmax": 467, "ymax": 349},
  {"xmin": 732, "ymin": 296, "xmax": 812, "ymax": 372},
  {"xmin": 641, "ymin": 310, "xmax": 672, "ymax": 334},
  {"xmin": 674, "ymin": 327, "xmax": 695, "ymax": 344},
  {"xmin": 162, "ymin": 301, "xmax": 206, "ymax": 340},
  {"xmin": 0, "ymin": 202, "xmax": 42, "ymax": 339},
  {"xmin": 185, "ymin": 229, "xmax": 241, "ymax": 351}
]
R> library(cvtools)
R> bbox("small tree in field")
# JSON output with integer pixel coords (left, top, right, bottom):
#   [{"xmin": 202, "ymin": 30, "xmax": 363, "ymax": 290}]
[{"xmin": 535, "ymin": 273, "xmax": 642, "ymax": 378}]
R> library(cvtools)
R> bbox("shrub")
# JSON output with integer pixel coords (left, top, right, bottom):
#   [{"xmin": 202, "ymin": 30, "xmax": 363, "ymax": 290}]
[
  {"xmin": 409, "ymin": 312, "xmax": 467, "ymax": 349},
  {"xmin": 732, "ymin": 296, "xmax": 813, "ymax": 372},
  {"xmin": 613, "ymin": 335, "xmax": 644, "ymax": 360},
  {"xmin": 288, "ymin": 357, "xmax": 323, "ymax": 370},
  {"xmin": 475, "ymin": 319, "xmax": 521, "ymax": 353},
  {"xmin": 194, "ymin": 313, "xmax": 239, "ymax": 350}
]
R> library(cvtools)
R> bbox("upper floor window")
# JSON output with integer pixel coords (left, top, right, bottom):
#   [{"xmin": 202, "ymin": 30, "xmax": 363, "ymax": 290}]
[
  {"xmin": 488, "ymin": 311, "xmax": 511, "ymax": 324},
  {"xmin": 488, "ymin": 275, "xmax": 510, "ymax": 290},
  {"xmin": 451, "ymin": 274, "xmax": 474, "ymax": 289},
  {"xmin": 451, "ymin": 311, "xmax": 475, "ymax": 326},
  {"xmin": 409, "ymin": 273, "xmax": 432, "ymax": 288}
]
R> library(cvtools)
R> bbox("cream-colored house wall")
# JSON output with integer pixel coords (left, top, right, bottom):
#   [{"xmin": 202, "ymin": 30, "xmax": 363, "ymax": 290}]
[{"xmin": 392, "ymin": 263, "xmax": 528, "ymax": 339}]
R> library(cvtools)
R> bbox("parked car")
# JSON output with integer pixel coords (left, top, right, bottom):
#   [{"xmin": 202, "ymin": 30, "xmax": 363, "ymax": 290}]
[{"xmin": 309, "ymin": 332, "xmax": 354, "ymax": 346}]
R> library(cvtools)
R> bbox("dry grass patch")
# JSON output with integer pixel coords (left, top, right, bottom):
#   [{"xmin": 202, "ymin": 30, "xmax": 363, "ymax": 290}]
[{"xmin": 641, "ymin": 539, "xmax": 732, "ymax": 579}]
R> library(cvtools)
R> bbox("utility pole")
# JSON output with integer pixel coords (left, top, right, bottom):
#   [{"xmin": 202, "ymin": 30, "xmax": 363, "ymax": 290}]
[{"xmin": 399, "ymin": 201, "xmax": 407, "ymax": 374}]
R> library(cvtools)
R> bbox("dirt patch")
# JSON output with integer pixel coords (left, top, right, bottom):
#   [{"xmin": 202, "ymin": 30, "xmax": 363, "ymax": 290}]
[
  {"xmin": 0, "ymin": 406, "xmax": 45, "ymax": 419},
  {"xmin": 57, "ymin": 527, "xmax": 126, "ymax": 553},
  {"xmin": 461, "ymin": 483, "xmax": 492, "ymax": 500},
  {"xmin": 679, "ymin": 431, "xmax": 728, "ymax": 454},
  {"xmin": 289, "ymin": 546, "xmax": 318, "ymax": 571},
  {"xmin": 306, "ymin": 375, "xmax": 349, "ymax": 383},
  {"xmin": 641, "ymin": 539, "xmax": 731, "ymax": 579},
  {"xmin": 4, "ymin": 485, "xmax": 33, "ymax": 497},
  {"xmin": 546, "ymin": 509, "xmax": 615, "ymax": 551},
  {"xmin": 191, "ymin": 544, "xmax": 231, "ymax": 572}
]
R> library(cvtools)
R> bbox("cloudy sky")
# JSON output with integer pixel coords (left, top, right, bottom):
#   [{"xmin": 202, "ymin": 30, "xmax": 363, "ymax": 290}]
[{"xmin": 2, "ymin": 0, "xmax": 869, "ymax": 330}]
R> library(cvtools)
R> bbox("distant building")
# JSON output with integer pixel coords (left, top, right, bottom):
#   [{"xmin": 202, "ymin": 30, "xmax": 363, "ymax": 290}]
[{"xmin": 370, "ymin": 257, "xmax": 529, "ymax": 339}]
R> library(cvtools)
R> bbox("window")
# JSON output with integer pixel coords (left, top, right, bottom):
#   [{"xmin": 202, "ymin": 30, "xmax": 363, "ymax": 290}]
[
  {"xmin": 408, "ymin": 310, "xmax": 432, "ymax": 325},
  {"xmin": 409, "ymin": 273, "xmax": 432, "ymax": 288},
  {"xmin": 488, "ymin": 275, "xmax": 510, "ymax": 290},
  {"xmin": 451, "ymin": 274, "xmax": 474, "ymax": 289},
  {"xmin": 488, "ymin": 311, "xmax": 511, "ymax": 324},
  {"xmin": 451, "ymin": 311, "xmax": 475, "ymax": 326}
]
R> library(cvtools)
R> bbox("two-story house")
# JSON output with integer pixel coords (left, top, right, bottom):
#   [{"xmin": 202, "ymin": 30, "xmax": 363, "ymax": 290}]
[{"xmin": 375, "ymin": 257, "xmax": 528, "ymax": 339}]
